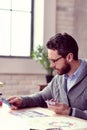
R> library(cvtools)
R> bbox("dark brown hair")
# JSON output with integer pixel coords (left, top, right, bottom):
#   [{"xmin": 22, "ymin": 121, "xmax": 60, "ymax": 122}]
[{"xmin": 46, "ymin": 33, "xmax": 78, "ymax": 60}]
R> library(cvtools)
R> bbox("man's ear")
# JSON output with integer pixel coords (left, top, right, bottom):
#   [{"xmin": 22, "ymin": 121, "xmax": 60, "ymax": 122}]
[{"xmin": 66, "ymin": 53, "xmax": 73, "ymax": 62}]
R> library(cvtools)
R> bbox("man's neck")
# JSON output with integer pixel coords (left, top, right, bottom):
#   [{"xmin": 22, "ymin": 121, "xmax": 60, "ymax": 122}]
[{"xmin": 67, "ymin": 59, "xmax": 81, "ymax": 77}]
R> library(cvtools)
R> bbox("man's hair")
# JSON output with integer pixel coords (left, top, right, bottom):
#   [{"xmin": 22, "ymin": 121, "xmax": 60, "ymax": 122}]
[{"xmin": 46, "ymin": 33, "xmax": 78, "ymax": 60}]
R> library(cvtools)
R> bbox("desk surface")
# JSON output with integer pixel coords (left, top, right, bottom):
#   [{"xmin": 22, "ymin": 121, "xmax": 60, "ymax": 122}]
[{"xmin": 0, "ymin": 103, "xmax": 87, "ymax": 130}]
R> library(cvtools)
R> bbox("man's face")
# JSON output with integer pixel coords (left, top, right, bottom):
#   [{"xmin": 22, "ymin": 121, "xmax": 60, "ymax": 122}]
[{"xmin": 48, "ymin": 49, "xmax": 71, "ymax": 75}]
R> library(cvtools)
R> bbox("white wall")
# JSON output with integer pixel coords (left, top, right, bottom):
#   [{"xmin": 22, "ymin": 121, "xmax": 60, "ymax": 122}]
[
  {"xmin": 44, "ymin": 0, "xmax": 56, "ymax": 45},
  {"xmin": 0, "ymin": 0, "xmax": 56, "ymax": 74},
  {"xmin": 34, "ymin": 0, "xmax": 44, "ymax": 48}
]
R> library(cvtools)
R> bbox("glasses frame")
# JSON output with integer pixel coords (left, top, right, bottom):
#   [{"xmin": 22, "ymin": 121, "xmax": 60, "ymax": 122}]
[{"xmin": 49, "ymin": 56, "xmax": 63, "ymax": 63}]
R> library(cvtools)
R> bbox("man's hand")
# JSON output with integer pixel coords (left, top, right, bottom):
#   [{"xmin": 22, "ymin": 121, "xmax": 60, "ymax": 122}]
[
  {"xmin": 7, "ymin": 96, "xmax": 23, "ymax": 110},
  {"xmin": 46, "ymin": 99, "xmax": 70, "ymax": 115}
]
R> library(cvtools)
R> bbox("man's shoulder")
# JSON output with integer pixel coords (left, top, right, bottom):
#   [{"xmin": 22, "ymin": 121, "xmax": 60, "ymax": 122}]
[
  {"xmin": 52, "ymin": 74, "xmax": 64, "ymax": 83},
  {"xmin": 81, "ymin": 59, "xmax": 87, "ymax": 67},
  {"xmin": 81, "ymin": 59, "xmax": 87, "ymax": 63},
  {"xmin": 53, "ymin": 74, "xmax": 63, "ymax": 78}
]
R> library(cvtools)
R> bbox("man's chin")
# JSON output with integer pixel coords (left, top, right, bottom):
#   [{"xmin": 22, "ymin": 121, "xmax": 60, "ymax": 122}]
[{"xmin": 56, "ymin": 70, "xmax": 62, "ymax": 75}]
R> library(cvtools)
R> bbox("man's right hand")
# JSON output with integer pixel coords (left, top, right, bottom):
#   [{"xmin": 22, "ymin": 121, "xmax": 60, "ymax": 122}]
[{"xmin": 7, "ymin": 96, "xmax": 23, "ymax": 110}]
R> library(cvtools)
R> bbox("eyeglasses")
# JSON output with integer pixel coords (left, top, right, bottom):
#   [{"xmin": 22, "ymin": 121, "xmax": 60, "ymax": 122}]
[{"xmin": 49, "ymin": 56, "xmax": 63, "ymax": 63}]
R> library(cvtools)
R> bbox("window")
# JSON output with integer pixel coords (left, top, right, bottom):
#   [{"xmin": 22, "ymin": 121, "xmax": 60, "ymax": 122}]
[{"xmin": 0, "ymin": 0, "xmax": 34, "ymax": 57}]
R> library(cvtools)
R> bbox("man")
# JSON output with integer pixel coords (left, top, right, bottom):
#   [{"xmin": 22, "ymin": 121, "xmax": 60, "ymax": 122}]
[{"xmin": 7, "ymin": 33, "xmax": 87, "ymax": 120}]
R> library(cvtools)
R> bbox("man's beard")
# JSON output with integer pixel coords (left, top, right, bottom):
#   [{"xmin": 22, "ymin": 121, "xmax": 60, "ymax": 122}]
[{"xmin": 55, "ymin": 62, "xmax": 71, "ymax": 75}]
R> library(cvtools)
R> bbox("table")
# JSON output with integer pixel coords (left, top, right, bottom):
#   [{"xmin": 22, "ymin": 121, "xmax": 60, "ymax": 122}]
[{"xmin": 0, "ymin": 103, "xmax": 87, "ymax": 130}]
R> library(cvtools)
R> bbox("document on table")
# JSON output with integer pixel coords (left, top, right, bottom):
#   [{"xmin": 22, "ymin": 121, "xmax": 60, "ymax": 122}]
[
  {"xmin": 10, "ymin": 109, "xmax": 49, "ymax": 118},
  {"xmin": 9, "ymin": 109, "xmax": 87, "ymax": 130}
]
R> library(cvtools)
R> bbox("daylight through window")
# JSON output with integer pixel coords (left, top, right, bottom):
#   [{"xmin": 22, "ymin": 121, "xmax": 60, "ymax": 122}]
[{"xmin": 0, "ymin": 0, "xmax": 33, "ymax": 57}]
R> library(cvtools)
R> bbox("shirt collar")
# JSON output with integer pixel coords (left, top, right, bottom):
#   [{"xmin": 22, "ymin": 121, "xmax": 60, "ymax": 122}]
[{"xmin": 64, "ymin": 60, "xmax": 83, "ymax": 80}]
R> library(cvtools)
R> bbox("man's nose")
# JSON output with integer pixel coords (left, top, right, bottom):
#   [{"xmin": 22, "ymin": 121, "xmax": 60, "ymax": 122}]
[{"xmin": 50, "ymin": 62, "xmax": 55, "ymax": 68}]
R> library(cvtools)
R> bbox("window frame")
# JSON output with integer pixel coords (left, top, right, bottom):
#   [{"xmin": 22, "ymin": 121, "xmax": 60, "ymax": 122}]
[{"xmin": 0, "ymin": 0, "xmax": 34, "ymax": 59}]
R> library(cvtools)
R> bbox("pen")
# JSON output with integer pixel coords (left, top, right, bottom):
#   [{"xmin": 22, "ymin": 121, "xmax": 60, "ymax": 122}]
[
  {"xmin": 30, "ymin": 128, "xmax": 62, "ymax": 130},
  {"xmin": 2, "ymin": 97, "xmax": 12, "ymax": 107}
]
